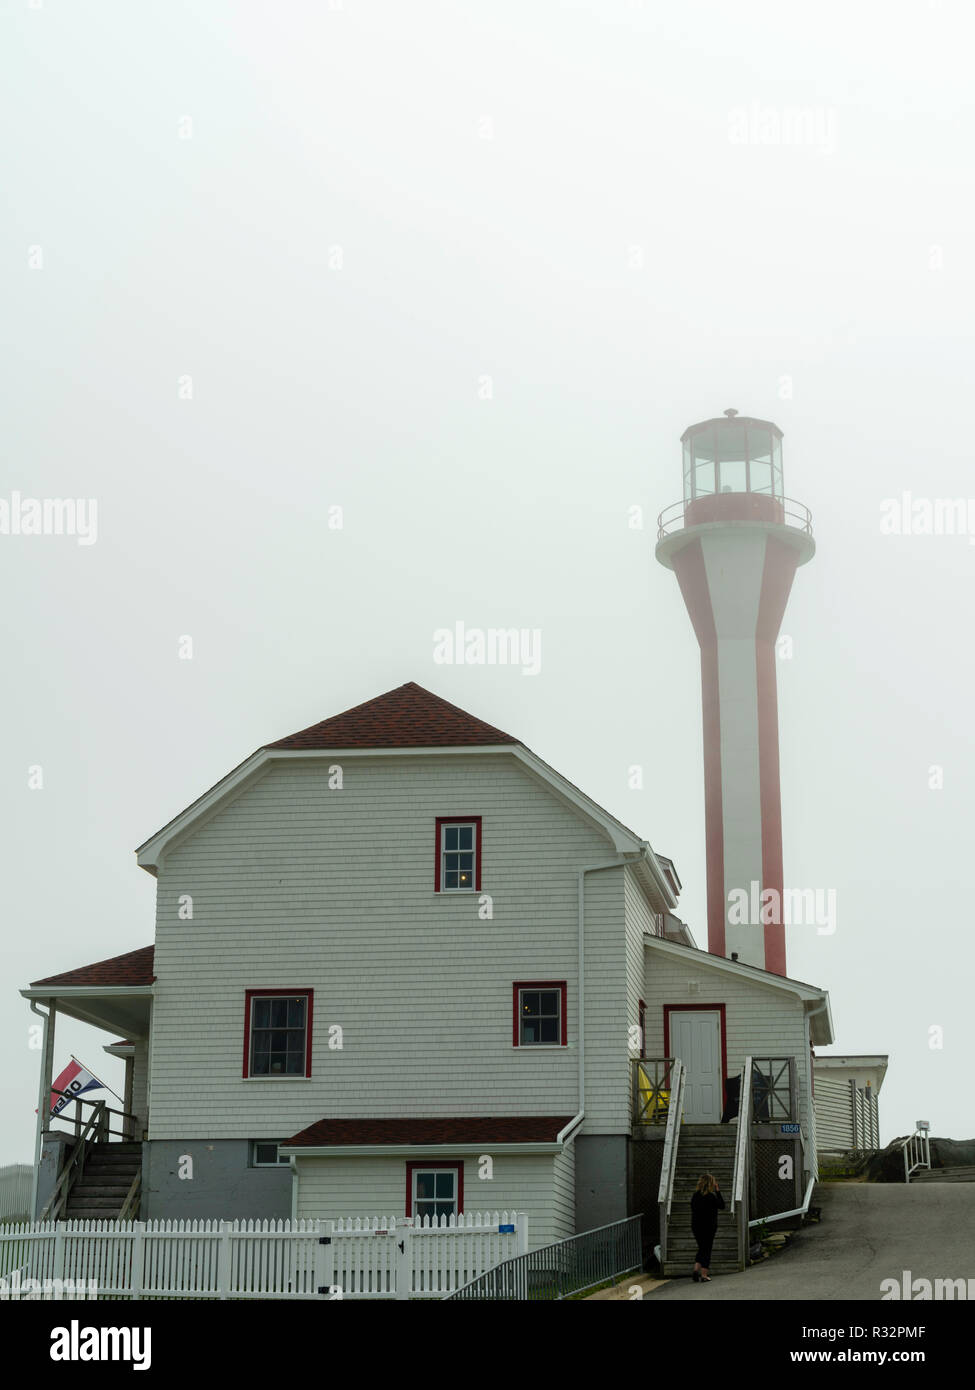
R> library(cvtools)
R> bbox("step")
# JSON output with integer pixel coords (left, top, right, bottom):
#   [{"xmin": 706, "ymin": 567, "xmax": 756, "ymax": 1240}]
[
  {"xmin": 72, "ymin": 1185, "xmax": 134, "ymax": 1199},
  {"xmin": 911, "ymin": 1167, "xmax": 975, "ymax": 1183},
  {"xmin": 661, "ymin": 1262, "xmax": 742, "ymax": 1276}
]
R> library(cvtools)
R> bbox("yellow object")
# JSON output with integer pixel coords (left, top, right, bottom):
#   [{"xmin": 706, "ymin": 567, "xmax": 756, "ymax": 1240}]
[{"xmin": 636, "ymin": 1063, "xmax": 671, "ymax": 1123}]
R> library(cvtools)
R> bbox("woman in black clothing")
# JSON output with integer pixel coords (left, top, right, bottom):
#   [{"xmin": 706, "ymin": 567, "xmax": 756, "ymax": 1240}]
[{"xmin": 690, "ymin": 1173, "xmax": 725, "ymax": 1282}]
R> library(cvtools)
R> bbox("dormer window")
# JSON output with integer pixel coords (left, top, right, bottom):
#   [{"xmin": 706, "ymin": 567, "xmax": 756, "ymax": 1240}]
[{"xmin": 435, "ymin": 816, "xmax": 482, "ymax": 892}]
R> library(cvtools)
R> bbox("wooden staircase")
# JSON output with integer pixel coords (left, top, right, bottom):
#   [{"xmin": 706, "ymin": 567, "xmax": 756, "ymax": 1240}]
[
  {"xmin": 661, "ymin": 1124, "xmax": 742, "ymax": 1276},
  {"xmin": 65, "ymin": 1143, "xmax": 142, "ymax": 1220}
]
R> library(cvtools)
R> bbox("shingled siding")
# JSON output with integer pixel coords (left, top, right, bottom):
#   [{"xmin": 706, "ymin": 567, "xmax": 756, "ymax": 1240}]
[
  {"xmin": 551, "ymin": 1139, "xmax": 576, "ymax": 1240},
  {"xmin": 293, "ymin": 1151, "xmax": 569, "ymax": 1250},
  {"xmin": 148, "ymin": 753, "xmax": 628, "ymax": 1138},
  {"xmin": 641, "ymin": 946, "xmax": 814, "ymax": 1141},
  {"xmin": 131, "ymin": 1037, "xmax": 149, "ymax": 1135},
  {"xmin": 578, "ymin": 865, "xmax": 629, "ymax": 1134}
]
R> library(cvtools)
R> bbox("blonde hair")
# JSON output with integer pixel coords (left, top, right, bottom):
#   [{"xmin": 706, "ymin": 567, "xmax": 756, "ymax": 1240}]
[{"xmin": 695, "ymin": 1173, "xmax": 716, "ymax": 1195}]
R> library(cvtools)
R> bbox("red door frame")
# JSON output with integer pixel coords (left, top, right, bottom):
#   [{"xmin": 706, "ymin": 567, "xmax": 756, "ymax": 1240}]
[{"xmin": 663, "ymin": 1003, "xmax": 728, "ymax": 1111}]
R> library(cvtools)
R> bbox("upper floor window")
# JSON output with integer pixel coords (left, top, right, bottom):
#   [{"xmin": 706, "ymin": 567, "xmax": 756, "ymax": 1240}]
[
  {"xmin": 243, "ymin": 989, "xmax": 313, "ymax": 1078},
  {"xmin": 512, "ymin": 981, "xmax": 567, "ymax": 1047},
  {"xmin": 435, "ymin": 816, "xmax": 482, "ymax": 892}
]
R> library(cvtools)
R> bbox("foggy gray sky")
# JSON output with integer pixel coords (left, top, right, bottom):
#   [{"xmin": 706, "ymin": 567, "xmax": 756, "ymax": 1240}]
[{"xmin": 3, "ymin": 0, "xmax": 974, "ymax": 1160}]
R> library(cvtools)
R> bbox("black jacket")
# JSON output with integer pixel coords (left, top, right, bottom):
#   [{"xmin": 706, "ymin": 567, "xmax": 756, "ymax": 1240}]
[{"xmin": 690, "ymin": 1189, "xmax": 725, "ymax": 1232}]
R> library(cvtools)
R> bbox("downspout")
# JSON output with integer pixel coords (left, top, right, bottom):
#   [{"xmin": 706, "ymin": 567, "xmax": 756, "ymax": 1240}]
[
  {"xmin": 803, "ymin": 997, "xmax": 831, "ymax": 1181},
  {"xmin": 29, "ymin": 1000, "xmax": 53, "ymax": 1221},
  {"xmin": 564, "ymin": 855, "xmax": 644, "ymax": 1146}
]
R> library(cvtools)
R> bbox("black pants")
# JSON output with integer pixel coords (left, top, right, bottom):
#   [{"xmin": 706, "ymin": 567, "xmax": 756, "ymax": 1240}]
[{"xmin": 693, "ymin": 1228, "xmax": 716, "ymax": 1267}]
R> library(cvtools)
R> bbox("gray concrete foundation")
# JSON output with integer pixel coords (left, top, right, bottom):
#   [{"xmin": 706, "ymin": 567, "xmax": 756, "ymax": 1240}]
[
  {"xmin": 574, "ymin": 1134, "xmax": 629, "ymax": 1231},
  {"xmin": 143, "ymin": 1140, "xmax": 292, "ymax": 1221}
]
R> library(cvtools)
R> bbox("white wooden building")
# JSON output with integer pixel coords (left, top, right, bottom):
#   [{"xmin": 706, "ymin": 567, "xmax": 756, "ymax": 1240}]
[{"xmin": 21, "ymin": 681, "xmax": 834, "ymax": 1247}]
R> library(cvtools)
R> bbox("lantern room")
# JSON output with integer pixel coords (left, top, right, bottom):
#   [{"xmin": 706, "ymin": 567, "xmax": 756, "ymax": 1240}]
[{"xmin": 682, "ymin": 409, "xmax": 785, "ymax": 527}]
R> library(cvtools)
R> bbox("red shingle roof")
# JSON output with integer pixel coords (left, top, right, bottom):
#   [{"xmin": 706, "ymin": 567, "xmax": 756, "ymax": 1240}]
[
  {"xmin": 283, "ymin": 1117, "xmax": 575, "ymax": 1147},
  {"xmin": 30, "ymin": 945, "xmax": 155, "ymax": 989},
  {"xmin": 265, "ymin": 682, "xmax": 519, "ymax": 751}
]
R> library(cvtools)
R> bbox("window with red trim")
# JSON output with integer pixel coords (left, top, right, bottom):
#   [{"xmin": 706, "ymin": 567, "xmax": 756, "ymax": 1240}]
[
  {"xmin": 405, "ymin": 1161, "xmax": 464, "ymax": 1220},
  {"xmin": 243, "ymin": 989, "xmax": 313, "ymax": 1078},
  {"xmin": 435, "ymin": 816, "xmax": 482, "ymax": 892},
  {"xmin": 513, "ymin": 981, "xmax": 567, "ymax": 1047}
]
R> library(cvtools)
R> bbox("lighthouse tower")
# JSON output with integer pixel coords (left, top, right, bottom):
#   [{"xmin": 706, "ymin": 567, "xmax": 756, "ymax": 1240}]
[{"xmin": 656, "ymin": 410, "xmax": 814, "ymax": 976}]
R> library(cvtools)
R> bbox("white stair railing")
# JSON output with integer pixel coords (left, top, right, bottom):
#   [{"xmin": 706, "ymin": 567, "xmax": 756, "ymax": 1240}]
[
  {"xmin": 899, "ymin": 1128, "xmax": 932, "ymax": 1183},
  {"xmin": 730, "ymin": 1056, "xmax": 753, "ymax": 1214},
  {"xmin": 656, "ymin": 1059, "xmax": 685, "ymax": 1263}
]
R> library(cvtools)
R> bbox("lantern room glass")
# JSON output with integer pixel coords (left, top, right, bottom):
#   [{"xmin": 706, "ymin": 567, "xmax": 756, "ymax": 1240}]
[{"xmin": 681, "ymin": 419, "xmax": 783, "ymax": 504}]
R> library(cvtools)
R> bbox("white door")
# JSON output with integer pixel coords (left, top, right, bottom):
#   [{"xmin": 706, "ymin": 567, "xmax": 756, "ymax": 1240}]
[{"xmin": 670, "ymin": 1011, "xmax": 722, "ymax": 1123}]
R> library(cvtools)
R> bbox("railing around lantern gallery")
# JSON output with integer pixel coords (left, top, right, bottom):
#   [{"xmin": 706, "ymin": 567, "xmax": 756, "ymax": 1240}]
[{"xmin": 657, "ymin": 495, "xmax": 814, "ymax": 541}]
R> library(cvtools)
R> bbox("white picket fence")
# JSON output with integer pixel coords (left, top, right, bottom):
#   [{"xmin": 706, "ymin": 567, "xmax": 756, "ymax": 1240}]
[{"xmin": 0, "ymin": 1211, "xmax": 526, "ymax": 1301}]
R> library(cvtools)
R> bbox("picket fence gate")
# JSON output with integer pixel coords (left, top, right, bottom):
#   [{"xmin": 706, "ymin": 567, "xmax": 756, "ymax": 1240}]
[{"xmin": 0, "ymin": 1211, "xmax": 527, "ymax": 1301}]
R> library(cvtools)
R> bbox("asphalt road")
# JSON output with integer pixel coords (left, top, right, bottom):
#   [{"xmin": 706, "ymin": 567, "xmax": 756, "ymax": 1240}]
[{"xmin": 645, "ymin": 1181, "xmax": 975, "ymax": 1301}]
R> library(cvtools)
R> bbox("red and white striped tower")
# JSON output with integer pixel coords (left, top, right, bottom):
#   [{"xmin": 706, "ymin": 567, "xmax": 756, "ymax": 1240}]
[{"xmin": 656, "ymin": 410, "xmax": 814, "ymax": 976}]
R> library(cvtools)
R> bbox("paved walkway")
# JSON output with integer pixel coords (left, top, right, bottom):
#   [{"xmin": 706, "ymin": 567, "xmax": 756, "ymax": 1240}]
[{"xmin": 645, "ymin": 1181, "xmax": 975, "ymax": 1301}]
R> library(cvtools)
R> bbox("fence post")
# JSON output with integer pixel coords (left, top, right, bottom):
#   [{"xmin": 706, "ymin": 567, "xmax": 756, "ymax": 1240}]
[
  {"xmin": 217, "ymin": 1220, "xmax": 231, "ymax": 1300},
  {"xmin": 315, "ymin": 1220, "xmax": 335, "ymax": 1299},
  {"xmin": 516, "ymin": 1211, "xmax": 528, "ymax": 1256},
  {"xmin": 395, "ymin": 1224, "xmax": 411, "ymax": 1301},
  {"xmin": 53, "ymin": 1223, "xmax": 66, "ymax": 1293},
  {"xmin": 130, "ymin": 1222, "xmax": 146, "ymax": 1300}
]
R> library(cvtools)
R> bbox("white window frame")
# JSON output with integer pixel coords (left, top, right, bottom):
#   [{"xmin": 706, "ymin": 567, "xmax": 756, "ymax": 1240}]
[
  {"xmin": 411, "ymin": 1166, "xmax": 459, "ymax": 1222},
  {"xmin": 251, "ymin": 1141, "xmax": 289, "ymax": 1167},
  {"xmin": 440, "ymin": 820, "xmax": 478, "ymax": 892}
]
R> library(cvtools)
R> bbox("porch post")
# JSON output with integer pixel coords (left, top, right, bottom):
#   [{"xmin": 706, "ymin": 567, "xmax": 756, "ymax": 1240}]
[
  {"xmin": 30, "ymin": 1001, "xmax": 57, "ymax": 1220},
  {"xmin": 123, "ymin": 1056, "xmax": 134, "ymax": 1139}
]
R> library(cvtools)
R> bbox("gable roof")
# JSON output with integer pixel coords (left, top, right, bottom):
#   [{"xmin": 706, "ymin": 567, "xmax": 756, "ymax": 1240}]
[
  {"xmin": 133, "ymin": 681, "xmax": 679, "ymax": 912},
  {"xmin": 644, "ymin": 934, "xmax": 834, "ymax": 1043},
  {"xmin": 266, "ymin": 682, "xmax": 518, "ymax": 751},
  {"xmin": 30, "ymin": 945, "xmax": 155, "ymax": 990},
  {"xmin": 282, "ymin": 1116, "xmax": 575, "ymax": 1152}
]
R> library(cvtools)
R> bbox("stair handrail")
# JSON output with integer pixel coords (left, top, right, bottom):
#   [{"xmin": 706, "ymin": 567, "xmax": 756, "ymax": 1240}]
[
  {"xmin": 655, "ymin": 1058, "xmax": 685, "ymax": 1266},
  {"xmin": 657, "ymin": 1059, "xmax": 685, "ymax": 1215},
  {"xmin": 730, "ymin": 1056, "xmax": 753, "ymax": 1214},
  {"xmin": 48, "ymin": 1088, "xmax": 139, "ymax": 1142},
  {"xmin": 897, "ymin": 1128, "xmax": 932, "ymax": 1183},
  {"xmin": 118, "ymin": 1168, "xmax": 142, "ymax": 1221},
  {"xmin": 39, "ymin": 1100, "xmax": 106, "ymax": 1221}
]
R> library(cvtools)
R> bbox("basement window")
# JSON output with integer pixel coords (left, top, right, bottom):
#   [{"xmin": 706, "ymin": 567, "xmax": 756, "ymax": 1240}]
[{"xmin": 251, "ymin": 1142, "xmax": 289, "ymax": 1167}]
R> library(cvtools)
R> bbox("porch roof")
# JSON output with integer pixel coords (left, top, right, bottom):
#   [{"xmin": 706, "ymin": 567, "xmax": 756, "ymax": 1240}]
[
  {"xmin": 29, "ymin": 945, "xmax": 155, "ymax": 989},
  {"xmin": 21, "ymin": 945, "xmax": 154, "ymax": 1038},
  {"xmin": 282, "ymin": 1115, "xmax": 577, "ymax": 1157}
]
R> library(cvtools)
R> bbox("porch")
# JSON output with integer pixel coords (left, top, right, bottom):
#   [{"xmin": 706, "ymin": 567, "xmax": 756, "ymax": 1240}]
[
  {"xmin": 20, "ymin": 945, "xmax": 154, "ymax": 1221},
  {"xmin": 629, "ymin": 1056, "xmax": 815, "ymax": 1275}
]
